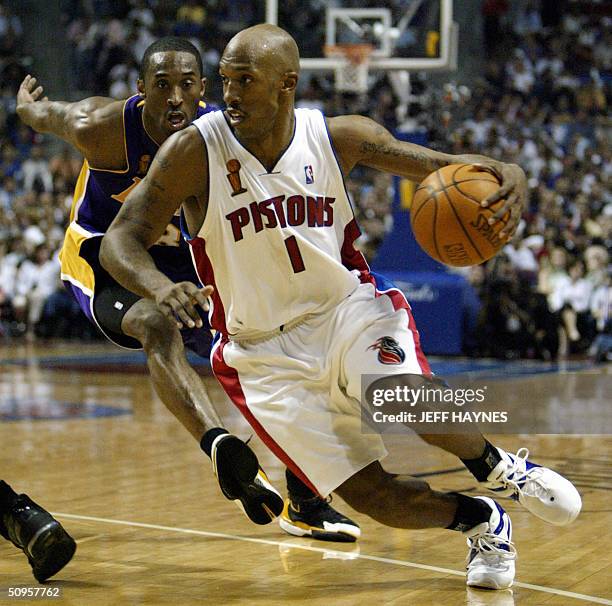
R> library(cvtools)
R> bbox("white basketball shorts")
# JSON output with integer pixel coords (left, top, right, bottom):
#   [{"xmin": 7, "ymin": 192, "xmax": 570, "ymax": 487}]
[{"xmin": 211, "ymin": 280, "xmax": 431, "ymax": 497}]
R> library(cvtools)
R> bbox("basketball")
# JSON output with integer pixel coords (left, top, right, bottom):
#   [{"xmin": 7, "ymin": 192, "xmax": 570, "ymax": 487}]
[{"xmin": 410, "ymin": 164, "xmax": 509, "ymax": 267}]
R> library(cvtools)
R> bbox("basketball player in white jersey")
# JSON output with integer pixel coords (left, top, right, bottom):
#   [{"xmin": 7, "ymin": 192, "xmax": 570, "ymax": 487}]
[{"xmin": 101, "ymin": 25, "xmax": 581, "ymax": 590}]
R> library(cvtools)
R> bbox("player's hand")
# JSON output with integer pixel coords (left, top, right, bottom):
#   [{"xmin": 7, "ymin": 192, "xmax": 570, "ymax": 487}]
[
  {"xmin": 16, "ymin": 75, "xmax": 48, "ymax": 108},
  {"xmin": 477, "ymin": 162, "xmax": 527, "ymax": 240},
  {"xmin": 155, "ymin": 282, "xmax": 214, "ymax": 329}
]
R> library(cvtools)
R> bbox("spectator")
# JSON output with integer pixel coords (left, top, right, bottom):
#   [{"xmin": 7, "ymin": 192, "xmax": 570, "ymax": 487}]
[
  {"xmin": 1, "ymin": 143, "xmax": 21, "ymax": 179},
  {"xmin": 12, "ymin": 243, "xmax": 60, "ymax": 339},
  {"xmin": 539, "ymin": 246, "xmax": 570, "ymax": 313},
  {"xmin": 554, "ymin": 259, "xmax": 596, "ymax": 351},
  {"xmin": 0, "ymin": 3, "xmax": 23, "ymax": 58},
  {"xmin": 22, "ymin": 144, "xmax": 53, "ymax": 193},
  {"xmin": 174, "ymin": 0, "xmax": 206, "ymax": 38}
]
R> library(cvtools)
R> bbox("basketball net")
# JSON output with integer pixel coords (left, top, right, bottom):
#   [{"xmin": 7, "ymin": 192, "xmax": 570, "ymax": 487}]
[{"xmin": 324, "ymin": 44, "xmax": 374, "ymax": 94}]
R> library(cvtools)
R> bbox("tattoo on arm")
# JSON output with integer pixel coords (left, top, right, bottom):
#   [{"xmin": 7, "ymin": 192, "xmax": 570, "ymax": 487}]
[
  {"xmin": 155, "ymin": 156, "xmax": 171, "ymax": 171},
  {"xmin": 359, "ymin": 141, "xmax": 447, "ymax": 171},
  {"xmin": 118, "ymin": 214, "xmax": 154, "ymax": 231},
  {"xmin": 150, "ymin": 179, "xmax": 166, "ymax": 193}
]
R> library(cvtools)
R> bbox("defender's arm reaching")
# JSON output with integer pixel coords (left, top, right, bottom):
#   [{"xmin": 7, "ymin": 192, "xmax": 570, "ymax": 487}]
[{"xmin": 16, "ymin": 74, "xmax": 124, "ymax": 168}]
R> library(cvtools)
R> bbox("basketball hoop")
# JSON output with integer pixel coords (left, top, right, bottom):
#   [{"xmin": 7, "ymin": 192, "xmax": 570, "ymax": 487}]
[{"xmin": 324, "ymin": 44, "xmax": 374, "ymax": 94}]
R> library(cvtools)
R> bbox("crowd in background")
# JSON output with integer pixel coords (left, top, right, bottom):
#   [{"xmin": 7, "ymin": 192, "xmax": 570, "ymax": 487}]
[
  {"xmin": 0, "ymin": 0, "xmax": 609, "ymax": 360},
  {"xmin": 445, "ymin": 4, "xmax": 611, "ymax": 360}
]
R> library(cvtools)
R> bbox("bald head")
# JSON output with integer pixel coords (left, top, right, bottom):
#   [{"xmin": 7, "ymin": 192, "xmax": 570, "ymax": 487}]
[{"xmin": 223, "ymin": 24, "xmax": 300, "ymax": 76}]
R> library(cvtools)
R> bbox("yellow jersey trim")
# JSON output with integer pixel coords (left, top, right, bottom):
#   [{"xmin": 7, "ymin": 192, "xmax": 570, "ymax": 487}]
[
  {"xmin": 70, "ymin": 160, "xmax": 90, "ymax": 223},
  {"xmin": 59, "ymin": 222, "xmax": 97, "ymax": 295}
]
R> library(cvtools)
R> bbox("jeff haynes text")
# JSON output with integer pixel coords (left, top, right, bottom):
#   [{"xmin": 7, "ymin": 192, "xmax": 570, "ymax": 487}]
[{"xmin": 371, "ymin": 410, "xmax": 509, "ymax": 423}]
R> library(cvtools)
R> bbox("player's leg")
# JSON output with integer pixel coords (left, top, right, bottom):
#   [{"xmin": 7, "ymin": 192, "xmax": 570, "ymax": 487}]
[
  {"xmin": 61, "ymin": 240, "xmax": 283, "ymax": 524},
  {"xmin": 89, "ymin": 287, "xmax": 283, "ymax": 525},
  {"xmin": 179, "ymin": 308, "xmax": 361, "ymax": 541},
  {"xmin": 334, "ymin": 463, "xmax": 515, "ymax": 589},
  {"xmin": 120, "ymin": 297, "xmax": 221, "ymax": 439},
  {"xmin": 0, "ymin": 480, "xmax": 76, "ymax": 582},
  {"xmin": 211, "ymin": 321, "xmax": 513, "ymax": 589},
  {"xmin": 347, "ymin": 279, "xmax": 581, "ymax": 527},
  {"xmin": 61, "ymin": 235, "xmax": 278, "ymax": 521},
  {"xmin": 366, "ymin": 372, "xmax": 581, "ymax": 526}
]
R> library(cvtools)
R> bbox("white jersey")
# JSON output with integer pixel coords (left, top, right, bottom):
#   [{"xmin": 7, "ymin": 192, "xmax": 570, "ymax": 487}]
[{"xmin": 189, "ymin": 108, "xmax": 367, "ymax": 338}]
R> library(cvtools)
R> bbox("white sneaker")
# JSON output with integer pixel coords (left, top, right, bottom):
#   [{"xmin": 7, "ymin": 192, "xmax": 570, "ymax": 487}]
[
  {"xmin": 481, "ymin": 447, "xmax": 582, "ymax": 526},
  {"xmin": 465, "ymin": 497, "xmax": 516, "ymax": 590}
]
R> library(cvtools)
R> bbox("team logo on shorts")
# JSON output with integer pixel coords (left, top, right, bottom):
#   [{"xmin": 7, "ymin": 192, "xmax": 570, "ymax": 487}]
[{"xmin": 368, "ymin": 336, "xmax": 406, "ymax": 365}]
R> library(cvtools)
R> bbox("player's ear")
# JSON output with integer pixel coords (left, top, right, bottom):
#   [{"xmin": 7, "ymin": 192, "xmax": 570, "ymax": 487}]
[
  {"xmin": 281, "ymin": 71, "xmax": 298, "ymax": 95},
  {"xmin": 199, "ymin": 77, "xmax": 206, "ymax": 97},
  {"xmin": 137, "ymin": 79, "xmax": 145, "ymax": 96}
]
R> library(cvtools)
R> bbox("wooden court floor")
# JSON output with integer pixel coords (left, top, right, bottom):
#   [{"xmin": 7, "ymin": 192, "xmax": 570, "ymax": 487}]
[{"xmin": 0, "ymin": 342, "xmax": 610, "ymax": 606}]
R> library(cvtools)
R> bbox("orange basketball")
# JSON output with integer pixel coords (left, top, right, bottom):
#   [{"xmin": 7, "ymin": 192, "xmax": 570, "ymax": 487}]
[{"xmin": 410, "ymin": 164, "xmax": 509, "ymax": 267}]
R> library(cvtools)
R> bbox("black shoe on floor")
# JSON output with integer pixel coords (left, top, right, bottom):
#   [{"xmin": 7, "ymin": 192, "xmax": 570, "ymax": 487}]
[
  {"xmin": 1, "ymin": 494, "xmax": 76, "ymax": 582},
  {"xmin": 211, "ymin": 434, "xmax": 284, "ymax": 525},
  {"xmin": 279, "ymin": 497, "xmax": 360, "ymax": 542}
]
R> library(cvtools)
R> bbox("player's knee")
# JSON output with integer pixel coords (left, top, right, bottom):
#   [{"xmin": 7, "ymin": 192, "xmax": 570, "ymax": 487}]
[{"xmin": 128, "ymin": 308, "xmax": 179, "ymax": 353}]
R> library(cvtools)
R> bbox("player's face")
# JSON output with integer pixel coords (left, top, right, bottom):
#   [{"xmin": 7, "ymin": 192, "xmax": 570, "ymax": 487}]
[
  {"xmin": 139, "ymin": 51, "xmax": 205, "ymax": 141},
  {"xmin": 219, "ymin": 54, "xmax": 284, "ymax": 141}
]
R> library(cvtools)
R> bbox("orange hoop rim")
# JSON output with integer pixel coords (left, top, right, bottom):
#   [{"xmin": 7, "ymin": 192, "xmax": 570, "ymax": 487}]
[{"xmin": 324, "ymin": 43, "xmax": 374, "ymax": 65}]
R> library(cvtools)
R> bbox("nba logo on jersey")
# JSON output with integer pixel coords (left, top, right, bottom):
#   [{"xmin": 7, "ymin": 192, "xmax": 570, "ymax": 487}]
[{"xmin": 304, "ymin": 165, "xmax": 314, "ymax": 184}]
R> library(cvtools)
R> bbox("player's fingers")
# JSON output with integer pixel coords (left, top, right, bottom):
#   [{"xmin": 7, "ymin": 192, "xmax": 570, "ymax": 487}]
[
  {"xmin": 482, "ymin": 182, "xmax": 511, "ymax": 207},
  {"xmin": 28, "ymin": 76, "xmax": 37, "ymax": 90},
  {"xmin": 32, "ymin": 86, "xmax": 44, "ymax": 99},
  {"xmin": 159, "ymin": 295, "xmax": 189, "ymax": 328},
  {"xmin": 191, "ymin": 288, "xmax": 211, "ymax": 312},
  {"xmin": 158, "ymin": 301, "xmax": 183, "ymax": 328},
  {"xmin": 488, "ymin": 193, "xmax": 515, "ymax": 224},
  {"xmin": 175, "ymin": 304, "xmax": 198, "ymax": 329},
  {"xmin": 173, "ymin": 290, "xmax": 202, "ymax": 328},
  {"xmin": 500, "ymin": 205, "xmax": 522, "ymax": 240},
  {"xmin": 177, "ymin": 283, "xmax": 209, "ymax": 317},
  {"xmin": 472, "ymin": 163, "xmax": 502, "ymax": 181},
  {"xmin": 498, "ymin": 211, "xmax": 518, "ymax": 240}
]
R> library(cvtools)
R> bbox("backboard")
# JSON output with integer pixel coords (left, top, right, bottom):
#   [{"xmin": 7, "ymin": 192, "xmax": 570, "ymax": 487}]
[{"xmin": 266, "ymin": 0, "xmax": 458, "ymax": 73}]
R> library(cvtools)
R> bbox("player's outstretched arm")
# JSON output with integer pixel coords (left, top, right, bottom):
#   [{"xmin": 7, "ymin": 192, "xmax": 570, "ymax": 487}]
[
  {"xmin": 101, "ymin": 126, "xmax": 210, "ymax": 329},
  {"xmin": 16, "ymin": 74, "xmax": 122, "ymax": 161},
  {"xmin": 327, "ymin": 115, "xmax": 526, "ymax": 238}
]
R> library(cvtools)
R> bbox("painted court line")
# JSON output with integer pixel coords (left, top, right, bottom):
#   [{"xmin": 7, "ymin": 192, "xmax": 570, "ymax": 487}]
[{"xmin": 54, "ymin": 512, "xmax": 612, "ymax": 605}]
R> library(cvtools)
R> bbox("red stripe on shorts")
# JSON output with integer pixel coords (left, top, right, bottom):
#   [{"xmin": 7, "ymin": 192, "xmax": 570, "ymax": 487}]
[{"xmin": 211, "ymin": 337, "xmax": 321, "ymax": 496}]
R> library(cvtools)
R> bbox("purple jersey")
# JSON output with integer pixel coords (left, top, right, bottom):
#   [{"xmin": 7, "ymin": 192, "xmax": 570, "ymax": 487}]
[
  {"xmin": 66, "ymin": 95, "xmax": 214, "ymax": 282},
  {"xmin": 59, "ymin": 95, "xmax": 215, "ymax": 357}
]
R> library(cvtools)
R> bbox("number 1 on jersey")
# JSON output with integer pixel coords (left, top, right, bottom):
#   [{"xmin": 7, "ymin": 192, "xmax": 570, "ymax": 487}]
[{"xmin": 284, "ymin": 235, "xmax": 305, "ymax": 273}]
